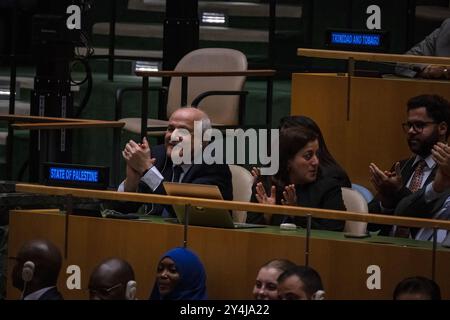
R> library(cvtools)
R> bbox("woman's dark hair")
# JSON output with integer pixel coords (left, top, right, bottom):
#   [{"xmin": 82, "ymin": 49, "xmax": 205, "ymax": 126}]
[
  {"xmin": 393, "ymin": 276, "xmax": 441, "ymax": 300},
  {"xmin": 279, "ymin": 116, "xmax": 351, "ymax": 186},
  {"xmin": 280, "ymin": 116, "xmax": 339, "ymax": 168},
  {"xmin": 273, "ymin": 126, "xmax": 318, "ymax": 186}
]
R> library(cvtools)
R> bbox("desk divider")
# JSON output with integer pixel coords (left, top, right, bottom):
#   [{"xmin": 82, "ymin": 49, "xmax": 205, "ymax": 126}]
[{"xmin": 16, "ymin": 183, "xmax": 450, "ymax": 281}]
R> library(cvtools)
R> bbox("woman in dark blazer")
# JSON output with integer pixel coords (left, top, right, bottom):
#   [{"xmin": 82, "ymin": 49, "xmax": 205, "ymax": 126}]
[
  {"xmin": 247, "ymin": 127, "xmax": 346, "ymax": 231},
  {"xmin": 279, "ymin": 115, "xmax": 351, "ymax": 188}
]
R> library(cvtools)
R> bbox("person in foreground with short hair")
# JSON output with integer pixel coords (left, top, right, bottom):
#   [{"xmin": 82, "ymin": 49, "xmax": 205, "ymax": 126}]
[
  {"xmin": 117, "ymin": 107, "xmax": 232, "ymax": 216},
  {"xmin": 150, "ymin": 247, "xmax": 207, "ymax": 300},
  {"xmin": 393, "ymin": 276, "xmax": 441, "ymax": 300},
  {"xmin": 253, "ymin": 259, "xmax": 296, "ymax": 300},
  {"xmin": 277, "ymin": 265, "xmax": 325, "ymax": 300},
  {"xmin": 368, "ymin": 94, "xmax": 450, "ymax": 237},
  {"xmin": 11, "ymin": 239, "xmax": 63, "ymax": 300},
  {"xmin": 247, "ymin": 127, "xmax": 346, "ymax": 231},
  {"xmin": 88, "ymin": 258, "xmax": 137, "ymax": 300}
]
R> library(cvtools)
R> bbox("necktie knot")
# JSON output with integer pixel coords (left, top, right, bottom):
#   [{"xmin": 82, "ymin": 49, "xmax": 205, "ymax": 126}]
[{"xmin": 416, "ymin": 159, "xmax": 426, "ymax": 170}]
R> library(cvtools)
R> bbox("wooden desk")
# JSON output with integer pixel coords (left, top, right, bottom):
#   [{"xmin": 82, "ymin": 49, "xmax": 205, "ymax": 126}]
[
  {"xmin": 291, "ymin": 73, "xmax": 450, "ymax": 191},
  {"xmin": 7, "ymin": 210, "xmax": 450, "ymax": 300}
]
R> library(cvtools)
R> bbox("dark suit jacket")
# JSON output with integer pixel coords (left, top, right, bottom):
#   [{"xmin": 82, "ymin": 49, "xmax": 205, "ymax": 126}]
[
  {"xmin": 247, "ymin": 175, "xmax": 346, "ymax": 232},
  {"xmin": 394, "ymin": 187, "xmax": 450, "ymax": 238},
  {"xmin": 396, "ymin": 18, "xmax": 450, "ymax": 77},
  {"xmin": 38, "ymin": 287, "xmax": 64, "ymax": 300},
  {"xmin": 322, "ymin": 164, "xmax": 352, "ymax": 189},
  {"xmin": 118, "ymin": 144, "xmax": 233, "ymax": 216},
  {"xmin": 368, "ymin": 156, "xmax": 437, "ymax": 235}
]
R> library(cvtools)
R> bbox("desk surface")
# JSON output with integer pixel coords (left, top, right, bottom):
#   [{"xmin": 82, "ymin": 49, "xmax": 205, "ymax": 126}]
[
  {"xmin": 7, "ymin": 210, "xmax": 450, "ymax": 300},
  {"xmin": 141, "ymin": 215, "xmax": 447, "ymax": 251}
]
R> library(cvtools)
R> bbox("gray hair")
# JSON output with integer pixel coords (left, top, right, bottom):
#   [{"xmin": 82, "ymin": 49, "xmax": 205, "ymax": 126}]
[{"xmin": 199, "ymin": 112, "xmax": 212, "ymax": 134}]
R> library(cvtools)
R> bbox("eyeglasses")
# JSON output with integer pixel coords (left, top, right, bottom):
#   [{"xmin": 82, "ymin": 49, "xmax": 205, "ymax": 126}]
[
  {"xmin": 88, "ymin": 283, "xmax": 123, "ymax": 297},
  {"xmin": 401, "ymin": 121, "xmax": 437, "ymax": 133}
]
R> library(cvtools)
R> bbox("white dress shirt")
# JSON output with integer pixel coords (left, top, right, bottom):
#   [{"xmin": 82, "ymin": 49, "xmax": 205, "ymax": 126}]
[
  {"xmin": 118, "ymin": 164, "xmax": 192, "ymax": 192},
  {"xmin": 405, "ymin": 155, "xmax": 436, "ymax": 189}
]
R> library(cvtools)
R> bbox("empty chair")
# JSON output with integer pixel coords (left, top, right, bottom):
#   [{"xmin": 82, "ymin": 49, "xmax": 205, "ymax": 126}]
[
  {"xmin": 229, "ymin": 165, "xmax": 254, "ymax": 223},
  {"xmin": 341, "ymin": 187, "xmax": 369, "ymax": 235},
  {"xmin": 118, "ymin": 48, "xmax": 248, "ymax": 136}
]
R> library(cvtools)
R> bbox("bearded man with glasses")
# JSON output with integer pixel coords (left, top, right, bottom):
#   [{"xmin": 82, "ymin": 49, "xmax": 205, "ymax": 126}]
[{"xmin": 368, "ymin": 95, "xmax": 450, "ymax": 237}]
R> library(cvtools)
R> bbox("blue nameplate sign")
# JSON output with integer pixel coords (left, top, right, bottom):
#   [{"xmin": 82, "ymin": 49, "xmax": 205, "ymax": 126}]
[
  {"xmin": 43, "ymin": 163, "xmax": 109, "ymax": 189},
  {"xmin": 326, "ymin": 29, "xmax": 389, "ymax": 52}
]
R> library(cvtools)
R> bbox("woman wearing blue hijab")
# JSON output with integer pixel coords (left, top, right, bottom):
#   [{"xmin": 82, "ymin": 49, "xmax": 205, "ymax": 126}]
[{"xmin": 150, "ymin": 247, "xmax": 208, "ymax": 300}]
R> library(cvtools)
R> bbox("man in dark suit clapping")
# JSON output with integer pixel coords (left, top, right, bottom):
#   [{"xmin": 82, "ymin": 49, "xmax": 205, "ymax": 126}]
[
  {"xmin": 368, "ymin": 95, "xmax": 450, "ymax": 236},
  {"xmin": 117, "ymin": 107, "xmax": 232, "ymax": 216}
]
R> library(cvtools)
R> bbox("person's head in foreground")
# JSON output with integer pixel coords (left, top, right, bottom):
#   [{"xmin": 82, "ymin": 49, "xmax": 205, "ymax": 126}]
[
  {"xmin": 88, "ymin": 258, "xmax": 136, "ymax": 300},
  {"xmin": 11, "ymin": 239, "xmax": 63, "ymax": 300},
  {"xmin": 253, "ymin": 259, "xmax": 296, "ymax": 300},
  {"xmin": 393, "ymin": 276, "xmax": 441, "ymax": 300},
  {"xmin": 150, "ymin": 247, "xmax": 207, "ymax": 300},
  {"xmin": 277, "ymin": 265, "xmax": 324, "ymax": 300}
]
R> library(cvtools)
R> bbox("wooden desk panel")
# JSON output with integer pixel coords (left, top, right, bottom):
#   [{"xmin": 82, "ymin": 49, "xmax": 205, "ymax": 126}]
[
  {"xmin": 291, "ymin": 73, "xmax": 450, "ymax": 190},
  {"xmin": 291, "ymin": 74, "xmax": 349, "ymax": 165},
  {"xmin": 7, "ymin": 210, "xmax": 450, "ymax": 300}
]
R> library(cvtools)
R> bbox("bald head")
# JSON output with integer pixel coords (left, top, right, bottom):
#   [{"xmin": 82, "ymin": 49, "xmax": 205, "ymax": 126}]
[
  {"xmin": 171, "ymin": 107, "xmax": 209, "ymax": 121},
  {"xmin": 12, "ymin": 239, "xmax": 62, "ymax": 291},
  {"xmin": 169, "ymin": 107, "xmax": 211, "ymax": 131},
  {"xmin": 165, "ymin": 107, "xmax": 212, "ymax": 160},
  {"xmin": 88, "ymin": 258, "xmax": 135, "ymax": 300}
]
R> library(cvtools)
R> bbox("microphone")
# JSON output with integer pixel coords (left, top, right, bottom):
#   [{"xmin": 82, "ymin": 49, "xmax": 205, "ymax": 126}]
[
  {"xmin": 125, "ymin": 280, "xmax": 137, "ymax": 300},
  {"xmin": 21, "ymin": 261, "xmax": 35, "ymax": 299}
]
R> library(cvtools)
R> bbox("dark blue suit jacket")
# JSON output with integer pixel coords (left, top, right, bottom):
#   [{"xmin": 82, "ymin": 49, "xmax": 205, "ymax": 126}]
[
  {"xmin": 38, "ymin": 287, "xmax": 64, "ymax": 300},
  {"xmin": 118, "ymin": 144, "xmax": 233, "ymax": 216},
  {"xmin": 368, "ymin": 157, "xmax": 437, "ymax": 235}
]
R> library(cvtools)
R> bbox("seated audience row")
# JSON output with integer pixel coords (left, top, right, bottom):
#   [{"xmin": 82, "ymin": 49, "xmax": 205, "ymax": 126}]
[
  {"xmin": 10, "ymin": 239, "xmax": 442, "ymax": 300},
  {"xmin": 115, "ymin": 94, "xmax": 450, "ymax": 241},
  {"xmin": 118, "ymin": 106, "xmax": 349, "ymax": 232}
]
